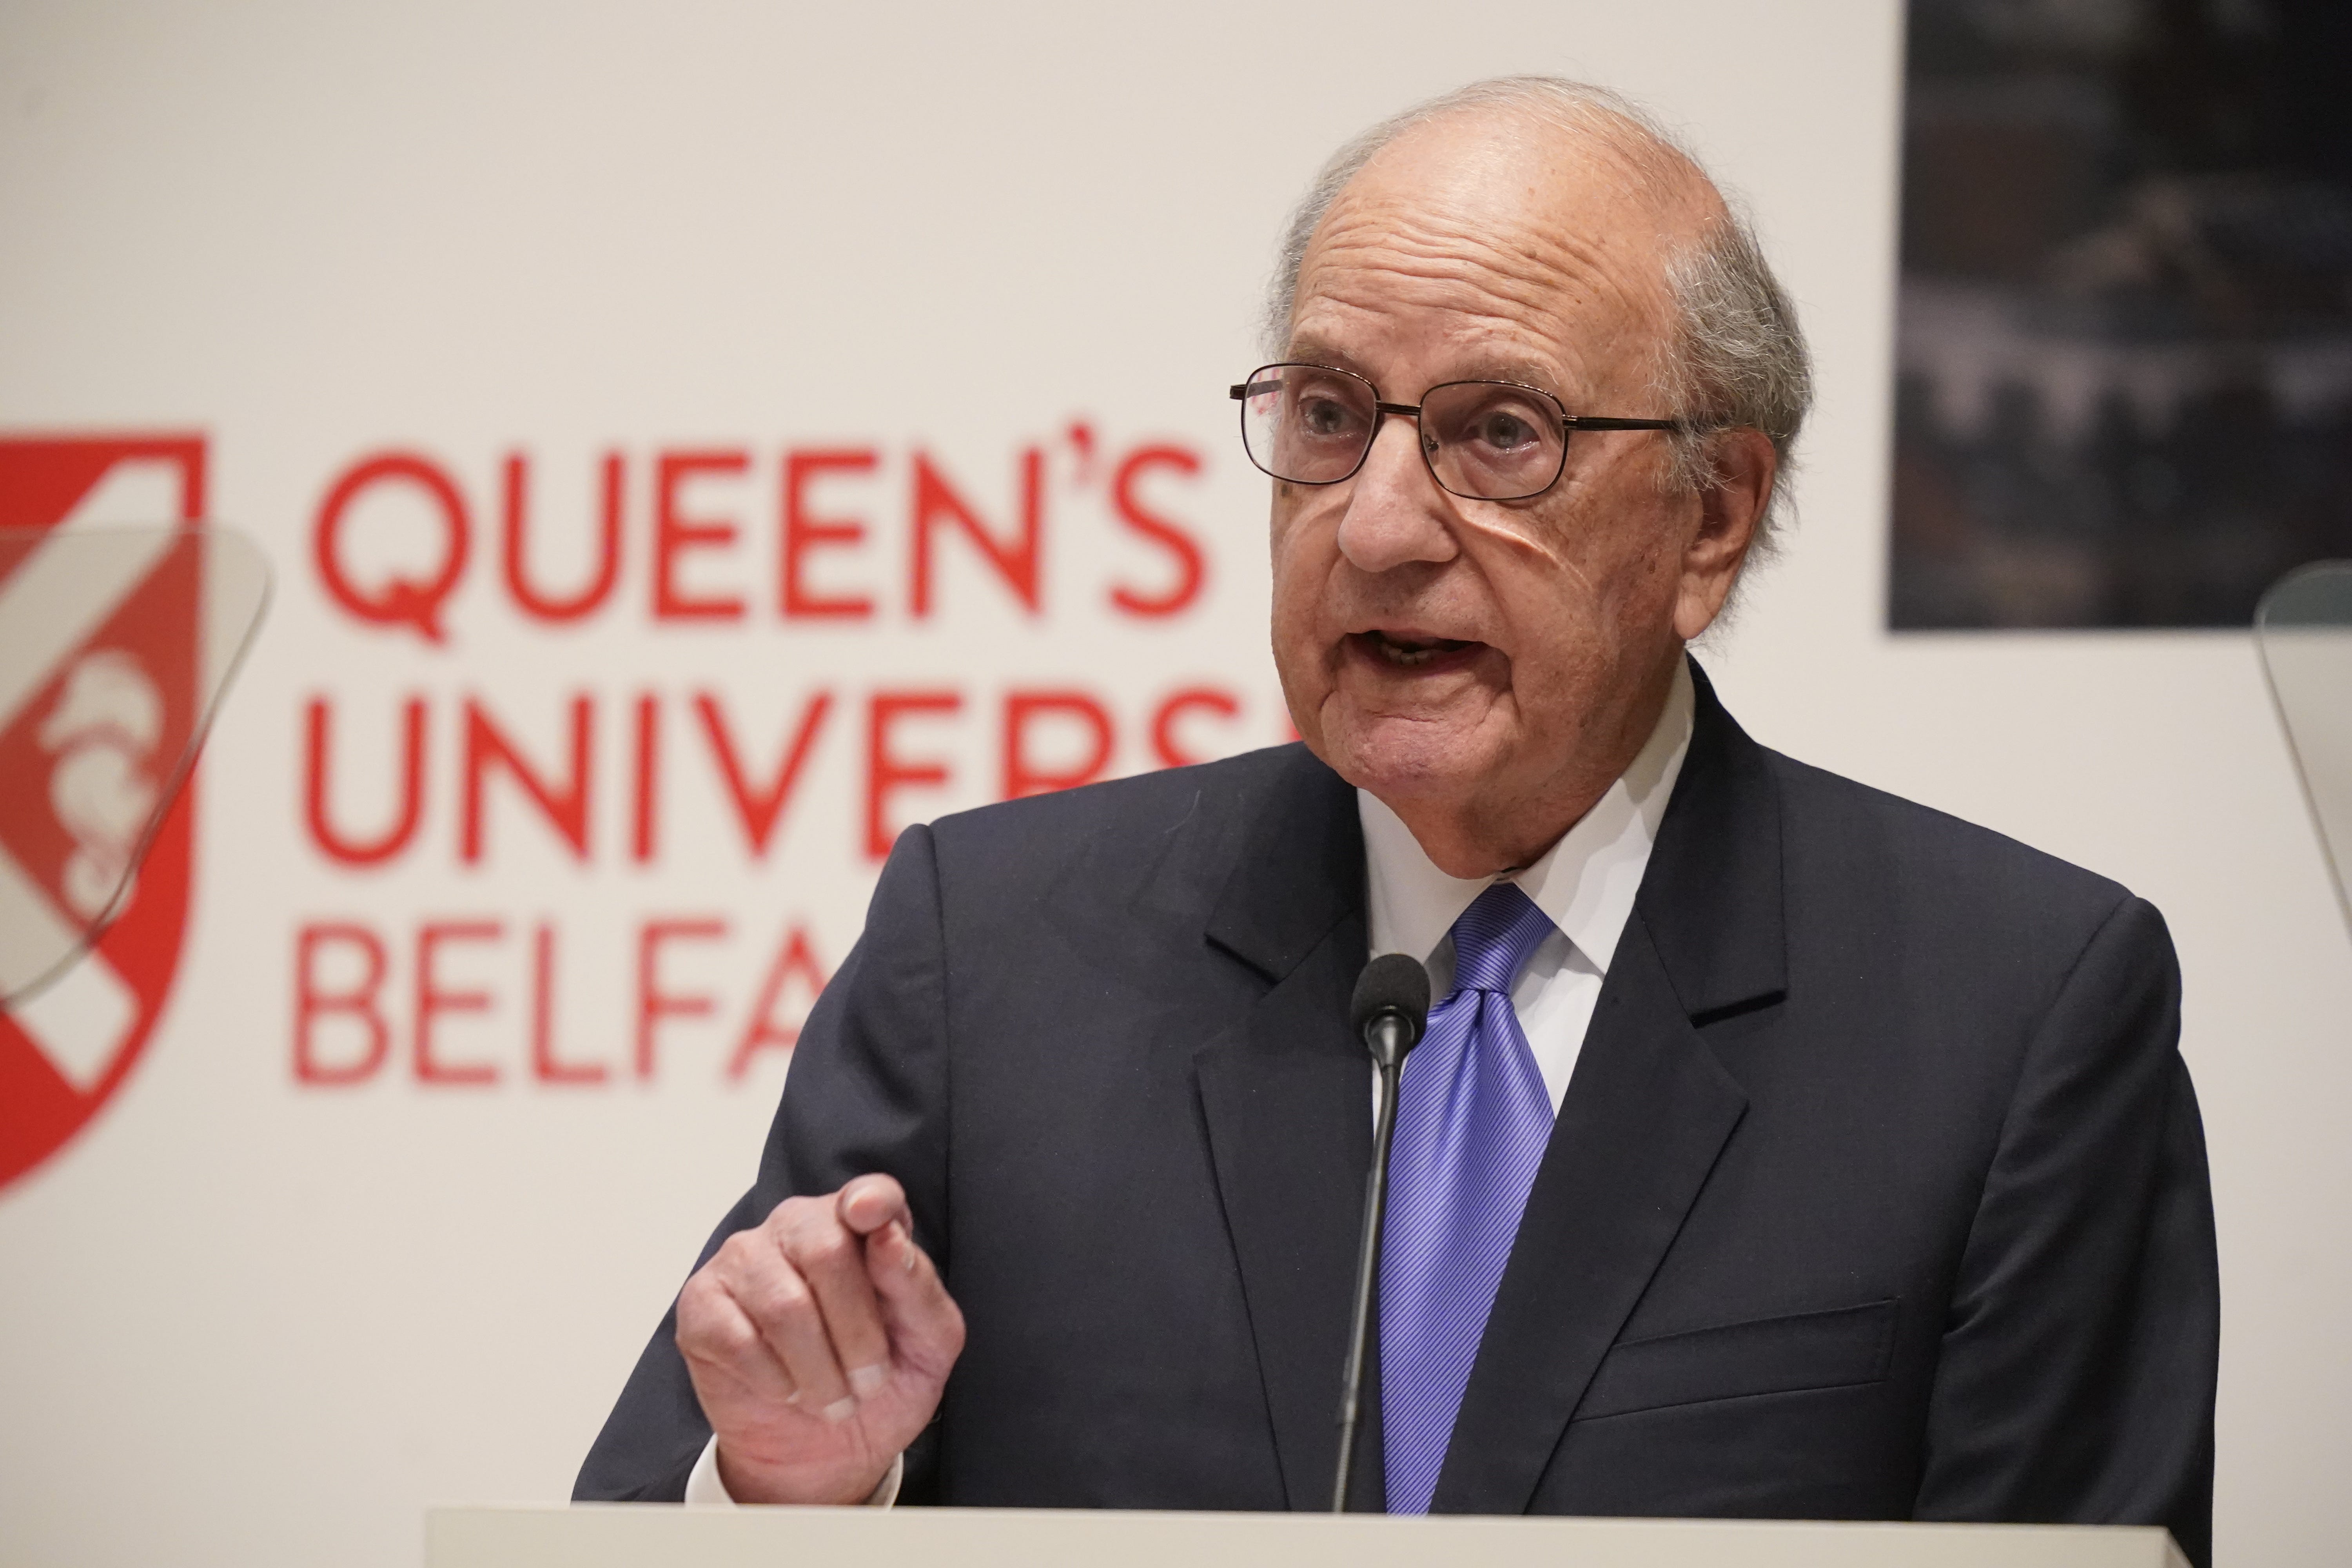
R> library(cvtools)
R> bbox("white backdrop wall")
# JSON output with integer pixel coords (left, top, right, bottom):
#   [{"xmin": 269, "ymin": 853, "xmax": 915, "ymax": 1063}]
[{"xmin": 0, "ymin": 4, "xmax": 2342, "ymax": 1565}]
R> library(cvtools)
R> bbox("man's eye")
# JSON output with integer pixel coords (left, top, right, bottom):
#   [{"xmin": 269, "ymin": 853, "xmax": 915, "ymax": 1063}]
[
  {"xmin": 1475, "ymin": 411, "xmax": 1537, "ymax": 450},
  {"xmin": 1299, "ymin": 397, "xmax": 1354, "ymax": 436}
]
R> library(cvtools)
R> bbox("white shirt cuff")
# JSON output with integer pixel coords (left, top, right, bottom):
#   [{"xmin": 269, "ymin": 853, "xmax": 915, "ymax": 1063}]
[{"xmin": 685, "ymin": 1436, "xmax": 903, "ymax": 1506}]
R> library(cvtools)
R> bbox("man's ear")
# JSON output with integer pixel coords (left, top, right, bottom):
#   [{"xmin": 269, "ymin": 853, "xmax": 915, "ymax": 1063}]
[{"xmin": 1674, "ymin": 427, "xmax": 1777, "ymax": 640}]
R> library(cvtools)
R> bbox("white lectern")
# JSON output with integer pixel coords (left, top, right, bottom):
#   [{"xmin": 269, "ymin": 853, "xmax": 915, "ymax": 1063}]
[{"xmin": 426, "ymin": 1505, "xmax": 2188, "ymax": 1568}]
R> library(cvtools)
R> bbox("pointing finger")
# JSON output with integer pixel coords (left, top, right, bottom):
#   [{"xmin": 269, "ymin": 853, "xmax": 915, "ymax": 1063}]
[
  {"xmin": 865, "ymin": 1216, "xmax": 965, "ymax": 1376},
  {"xmin": 780, "ymin": 1203, "xmax": 892, "ymax": 1399},
  {"xmin": 837, "ymin": 1174, "xmax": 909, "ymax": 1237}
]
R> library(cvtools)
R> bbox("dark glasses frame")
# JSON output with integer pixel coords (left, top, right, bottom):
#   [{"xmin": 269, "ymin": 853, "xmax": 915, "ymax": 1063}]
[{"xmin": 1229, "ymin": 362, "xmax": 1690, "ymax": 501}]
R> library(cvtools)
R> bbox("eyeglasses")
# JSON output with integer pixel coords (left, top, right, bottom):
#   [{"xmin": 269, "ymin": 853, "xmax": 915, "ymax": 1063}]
[{"xmin": 1229, "ymin": 362, "xmax": 1688, "ymax": 502}]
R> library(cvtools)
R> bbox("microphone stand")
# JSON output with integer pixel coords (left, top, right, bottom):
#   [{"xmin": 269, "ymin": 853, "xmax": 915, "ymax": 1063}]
[{"xmin": 1332, "ymin": 1007, "xmax": 1412, "ymax": 1512}]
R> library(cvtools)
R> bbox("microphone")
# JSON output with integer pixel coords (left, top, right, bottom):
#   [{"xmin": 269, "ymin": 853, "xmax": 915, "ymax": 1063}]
[{"xmin": 1333, "ymin": 953, "xmax": 1431, "ymax": 1512}]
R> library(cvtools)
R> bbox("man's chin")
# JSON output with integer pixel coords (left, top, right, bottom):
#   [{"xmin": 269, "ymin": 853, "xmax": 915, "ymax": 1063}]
[{"xmin": 1318, "ymin": 716, "xmax": 1501, "ymax": 805}]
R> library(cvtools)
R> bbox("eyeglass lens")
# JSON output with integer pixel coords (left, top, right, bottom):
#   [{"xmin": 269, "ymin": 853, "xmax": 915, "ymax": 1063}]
[{"xmin": 1237, "ymin": 364, "xmax": 1567, "ymax": 500}]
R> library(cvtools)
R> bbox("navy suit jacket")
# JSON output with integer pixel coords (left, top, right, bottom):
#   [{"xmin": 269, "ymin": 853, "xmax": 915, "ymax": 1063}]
[{"xmin": 578, "ymin": 665, "xmax": 2217, "ymax": 1564}]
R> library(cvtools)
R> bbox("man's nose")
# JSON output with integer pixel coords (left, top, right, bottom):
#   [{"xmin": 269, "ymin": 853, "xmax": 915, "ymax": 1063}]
[{"xmin": 1334, "ymin": 415, "xmax": 1459, "ymax": 574}]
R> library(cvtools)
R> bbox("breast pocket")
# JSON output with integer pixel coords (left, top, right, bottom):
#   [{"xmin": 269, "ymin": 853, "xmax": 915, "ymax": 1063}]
[{"xmin": 1574, "ymin": 1298, "xmax": 1898, "ymax": 1421}]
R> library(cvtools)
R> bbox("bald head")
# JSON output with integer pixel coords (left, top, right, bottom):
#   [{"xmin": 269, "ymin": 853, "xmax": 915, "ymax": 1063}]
[
  {"xmin": 1267, "ymin": 80, "xmax": 1715, "ymax": 348},
  {"xmin": 1345, "ymin": 85, "xmax": 1728, "ymax": 264}
]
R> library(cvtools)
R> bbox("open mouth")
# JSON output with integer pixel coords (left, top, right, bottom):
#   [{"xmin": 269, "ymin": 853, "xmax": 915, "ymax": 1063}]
[{"xmin": 1355, "ymin": 629, "xmax": 1478, "ymax": 668}]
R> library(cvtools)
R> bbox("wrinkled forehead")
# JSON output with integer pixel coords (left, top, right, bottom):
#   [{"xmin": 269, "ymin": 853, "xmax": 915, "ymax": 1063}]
[{"xmin": 1290, "ymin": 108, "xmax": 1710, "ymax": 392}]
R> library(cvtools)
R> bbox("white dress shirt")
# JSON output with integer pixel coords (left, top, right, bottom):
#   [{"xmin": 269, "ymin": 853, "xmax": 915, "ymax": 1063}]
[{"xmin": 686, "ymin": 663, "xmax": 1695, "ymax": 1506}]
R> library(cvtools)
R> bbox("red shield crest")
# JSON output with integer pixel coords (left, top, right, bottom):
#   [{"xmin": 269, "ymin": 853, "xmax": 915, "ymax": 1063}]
[{"xmin": 0, "ymin": 436, "xmax": 207, "ymax": 1192}]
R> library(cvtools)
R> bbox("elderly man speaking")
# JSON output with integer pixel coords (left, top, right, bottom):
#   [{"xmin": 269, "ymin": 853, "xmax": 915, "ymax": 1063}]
[{"xmin": 578, "ymin": 78, "xmax": 2217, "ymax": 1561}]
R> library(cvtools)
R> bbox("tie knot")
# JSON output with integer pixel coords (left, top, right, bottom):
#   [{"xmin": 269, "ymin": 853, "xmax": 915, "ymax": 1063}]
[{"xmin": 1446, "ymin": 881, "xmax": 1556, "ymax": 996}]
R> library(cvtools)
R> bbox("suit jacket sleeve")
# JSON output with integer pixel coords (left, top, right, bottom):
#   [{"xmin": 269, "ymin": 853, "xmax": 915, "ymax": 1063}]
[
  {"xmin": 1912, "ymin": 895, "xmax": 2219, "ymax": 1564},
  {"xmin": 572, "ymin": 824, "xmax": 954, "ymax": 1503}
]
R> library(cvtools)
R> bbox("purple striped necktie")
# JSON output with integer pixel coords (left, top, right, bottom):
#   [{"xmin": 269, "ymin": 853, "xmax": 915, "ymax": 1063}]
[{"xmin": 1378, "ymin": 880, "xmax": 1560, "ymax": 1514}]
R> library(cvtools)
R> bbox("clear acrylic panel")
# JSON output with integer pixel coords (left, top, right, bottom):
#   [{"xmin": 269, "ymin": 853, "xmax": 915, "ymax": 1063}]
[
  {"xmin": 0, "ymin": 524, "xmax": 270, "ymax": 1008},
  {"xmin": 2256, "ymin": 561, "xmax": 2352, "ymax": 931}
]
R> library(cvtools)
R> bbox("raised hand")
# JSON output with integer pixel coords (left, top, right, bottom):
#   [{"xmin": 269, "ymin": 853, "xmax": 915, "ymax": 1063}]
[{"xmin": 675, "ymin": 1174, "xmax": 964, "ymax": 1504}]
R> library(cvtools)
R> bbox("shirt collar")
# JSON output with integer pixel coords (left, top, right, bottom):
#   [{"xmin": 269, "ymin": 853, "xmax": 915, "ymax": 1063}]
[{"xmin": 1359, "ymin": 658, "xmax": 1695, "ymax": 976}]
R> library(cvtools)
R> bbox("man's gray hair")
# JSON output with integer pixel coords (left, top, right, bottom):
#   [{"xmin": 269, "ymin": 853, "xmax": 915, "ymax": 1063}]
[{"xmin": 1263, "ymin": 76, "xmax": 1813, "ymax": 557}]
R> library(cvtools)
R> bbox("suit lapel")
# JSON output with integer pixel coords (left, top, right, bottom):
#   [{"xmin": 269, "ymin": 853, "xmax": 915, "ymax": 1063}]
[
  {"xmin": 1635, "ymin": 661, "xmax": 1788, "ymax": 1021},
  {"xmin": 1432, "ymin": 660, "xmax": 1785, "ymax": 1513},
  {"xmin": 1192, "ymin": 747, "xmax": 1372, "ymax": 1511}
]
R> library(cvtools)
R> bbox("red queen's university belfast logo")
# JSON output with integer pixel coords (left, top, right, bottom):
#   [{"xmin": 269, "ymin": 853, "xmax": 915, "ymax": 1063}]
[{"xmin": 0, "ymin": 436, "xmax": 207, "ymax": 1192}]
